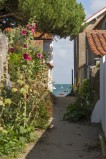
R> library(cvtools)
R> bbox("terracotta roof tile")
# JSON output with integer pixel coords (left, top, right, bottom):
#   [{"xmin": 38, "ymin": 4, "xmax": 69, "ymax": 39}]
[
  {"xmin": 34, "ymin": 32, "xmax": 53, "ymax": 40},
  {"xmin": 87, "ymin": 30, "xmax": 106, "ymax": 55},
  {"xmin": 4, "ymin": 28, "xmax": 53, "ymax": 40}
]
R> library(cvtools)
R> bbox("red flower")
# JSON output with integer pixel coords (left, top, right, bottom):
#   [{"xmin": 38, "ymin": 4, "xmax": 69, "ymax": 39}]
[
  {"xmin": 31, "ymin": 28, "xmax": 35, "ymax": 33},
  {"xmin": 23, "ymin": 44, "xmax": 27, "ymax": 48},
  {"xmin": 21, "ymin": 30, "xmax": 27, "ymax": 36},
  {"xmin": 23, "ymin": 53, "xmax": 32, "ymax": 61},
  {"xmin": 9, "ymin": 47, "xmax": 15, "ymax": 53}
]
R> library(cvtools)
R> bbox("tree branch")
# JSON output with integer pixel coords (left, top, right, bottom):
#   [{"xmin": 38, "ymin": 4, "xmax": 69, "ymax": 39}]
[
  {"xmin": 0, "ymin": 13, "xmax": 24, "ymax": 21},
  {"xmin": 38, "ymin": 32, "xmax": 45, "ymax": 38},
  {"xmin": 34, "ymin": 32, "xmax": 46, "ymax": 40}
]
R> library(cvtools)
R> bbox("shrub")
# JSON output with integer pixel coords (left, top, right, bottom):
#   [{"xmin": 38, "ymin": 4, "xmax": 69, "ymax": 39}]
[
  {"xmin": 64, "ymin": 79, "xmax": 94, "ymax": 122},
  {"xmin": 0, "ymin": 21, "xmax": 53, "ymax": 157}
]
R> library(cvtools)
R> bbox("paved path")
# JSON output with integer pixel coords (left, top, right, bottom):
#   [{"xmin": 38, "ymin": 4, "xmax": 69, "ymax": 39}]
[{"xmin": 26, "ymin": 97, "xmax": 102, "ymax": 159}]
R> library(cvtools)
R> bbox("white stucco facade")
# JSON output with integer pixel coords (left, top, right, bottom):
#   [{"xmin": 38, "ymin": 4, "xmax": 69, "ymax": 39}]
[
  {"xmin": 91, "ymin": 55, "xmax": 106, "ymax": 137},
  {"xmin": 43, "ymin": 40, "xmax": 53, "ymax": 92}
]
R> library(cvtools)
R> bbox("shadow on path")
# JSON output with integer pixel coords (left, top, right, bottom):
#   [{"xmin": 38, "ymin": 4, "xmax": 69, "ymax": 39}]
[{"xmin": 25, "ymin": 97, "xmax": 102, "ymax": 159}]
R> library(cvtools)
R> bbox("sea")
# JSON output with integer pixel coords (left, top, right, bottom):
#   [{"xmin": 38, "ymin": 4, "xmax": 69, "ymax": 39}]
[{"xmin": 53, "ymin": 84, "xmax": 72, "ymax": 97}]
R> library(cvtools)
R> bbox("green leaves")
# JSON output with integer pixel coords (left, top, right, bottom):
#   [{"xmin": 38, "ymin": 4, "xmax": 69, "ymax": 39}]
[
  {"xmin": 64, "ymin": 79, "xmax": 95, "ymax": 122},
  {"xmin": 19, "ymin": 126, "xmax": 27, "ymax": 134},
  {"xmin": 4, "ymin": 98, "xmax": 12, "ymax": 105},
  {"xmin": 0, "ymin": 20, "xmax": 53, "ymax": 157},
  {"xmin": 2, "ymin": 0, "xmax": 85, "ymax": 37}
]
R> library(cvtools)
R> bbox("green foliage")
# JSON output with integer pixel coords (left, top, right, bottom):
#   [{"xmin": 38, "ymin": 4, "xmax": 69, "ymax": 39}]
[
  {"xmin": 0, "ymin": 0, "xmax": 4, "ymax": 9},
  {"xmin": 19, "ymin": 0, "xmax": 85, "ymax": 37},
  {"xmin": 1, "ymin": 0, "xmax": 18, "ymax": 12},
  {"xmin": 0, "ymin": 22, "xmax": 52, "ymax": 157},
  {"xmin": 64, "ymin": 79, "xmax": 94, "ymax": 122},
  {"xmin": 1, "ymin": 0, "xmax": 85, "ymax": 37},
  {"xmin": 33, "ymin": 99, "xmax": 52, "ymax": 129},
  {"xmin": 0, "ymin": 124, "xmax": 36, "ymax": 157}
]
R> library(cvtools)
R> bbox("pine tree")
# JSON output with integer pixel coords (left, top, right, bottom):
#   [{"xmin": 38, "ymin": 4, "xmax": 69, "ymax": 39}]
[{"xmin": 0, "ymin": 0, "xmax": 85, "ymax": 38}]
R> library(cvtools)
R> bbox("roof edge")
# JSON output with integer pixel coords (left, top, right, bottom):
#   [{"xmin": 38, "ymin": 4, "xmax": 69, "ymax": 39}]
[{"xmin": 85, "ymin": 7, "xmax": 106, "ymax": 23}]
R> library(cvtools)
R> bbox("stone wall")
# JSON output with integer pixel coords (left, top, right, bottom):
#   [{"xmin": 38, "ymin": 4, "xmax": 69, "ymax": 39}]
[{"xmin": 0, "ymin": 33, "xmax": 8, "ymax": 79}]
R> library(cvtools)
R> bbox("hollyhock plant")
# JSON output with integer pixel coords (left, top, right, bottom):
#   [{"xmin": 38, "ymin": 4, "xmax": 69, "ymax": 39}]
[
  {"xmin": 21, "ymin": 30, "xmax": 27, "ymax": 36},
  {"xmin": 3, "ymin": 20, "xmax": 52, "ymax": 156},
  {"xmin": 9, "ymin": 47, "xmax": 15, "ymax": 53},
  {"xmin": 37, "ymin": 53, "xmax": 44, "ymax": 59},
  {"xmin": 23, "ymin": 53, "xmax": 32, "ymax": 61}
]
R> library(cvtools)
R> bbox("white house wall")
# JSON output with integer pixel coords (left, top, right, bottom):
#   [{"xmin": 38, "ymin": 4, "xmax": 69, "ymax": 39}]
[
  {"xmin": 91, "ymin": 55, "xmax": 106, "ymax": 137},
  {"xmin": 43, "ymin": 40, "xmax": 53, "ymax": 92},
  {"xmin": 48, "ymin": 68, "xmax": 53, "ymax": 92}
]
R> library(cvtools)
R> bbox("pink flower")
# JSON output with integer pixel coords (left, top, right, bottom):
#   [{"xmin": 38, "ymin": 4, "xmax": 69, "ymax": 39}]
[
  {"xmin": 9, "ymin": 47, "xmax": 15, "ymax": 53},
  {"xmin": 21, "ymin": 30, "xmax": 27, "ymax": 36},
  {"xmin": 31, "ymin": 28, "xmax": 35, "ymax": 33},
  {"xmin": 32, "ymin": 23, "xmax": 36, "ymax": 33},
  {"xmin": 37, "ymin": 53, "xmax": 44, "ymax": 59},
  {"xmin": 23, "ymin": 44, "xmax": 27, "ymax": 48},
  {"xmin": 23, "ymin": 53, "xmax": 32, "ymax": 61},
  {"xmin": 26, "ymin": 23, "xmax": 36, "ymax": 33},
  {"xmin": 26, "ymin": 24, "xmax": 32, "ymax": 30},
  {"xmin": 33, "ymin": 23, "xmax": 36, "ymax": 30}
]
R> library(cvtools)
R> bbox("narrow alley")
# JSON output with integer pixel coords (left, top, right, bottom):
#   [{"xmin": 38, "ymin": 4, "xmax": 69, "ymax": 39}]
[{"xmin": 25, "ymin": 97, "xmax": 102, "ymax": 159}]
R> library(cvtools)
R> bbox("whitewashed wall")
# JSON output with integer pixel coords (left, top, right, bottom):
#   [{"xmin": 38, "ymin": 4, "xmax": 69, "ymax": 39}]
[
  {"xmin": 43, "ymin": 40, "xmax": 53, "ymax": 92},
  {"xmin": 91, "ymin": 55, "xmax": 106, "ymax": 137}
]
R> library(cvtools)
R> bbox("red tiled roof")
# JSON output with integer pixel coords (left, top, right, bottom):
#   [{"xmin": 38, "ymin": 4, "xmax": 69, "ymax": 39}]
[
  {"xmin": 4, "ymin": 28, "xmax": 53, "ymax": 40},
  {"xmin": 87, "ymin": 30, "xmax": 106, "ymax": 55},
  {"xmin": 34, "ymin": 32, "xmax": 53, "ymax": 40}
]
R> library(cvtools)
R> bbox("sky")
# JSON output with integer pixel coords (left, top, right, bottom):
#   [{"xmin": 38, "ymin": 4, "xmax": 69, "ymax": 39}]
[{"xmin": 53, "ymin": 0, "xmax": 106, "ymax": 84}]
